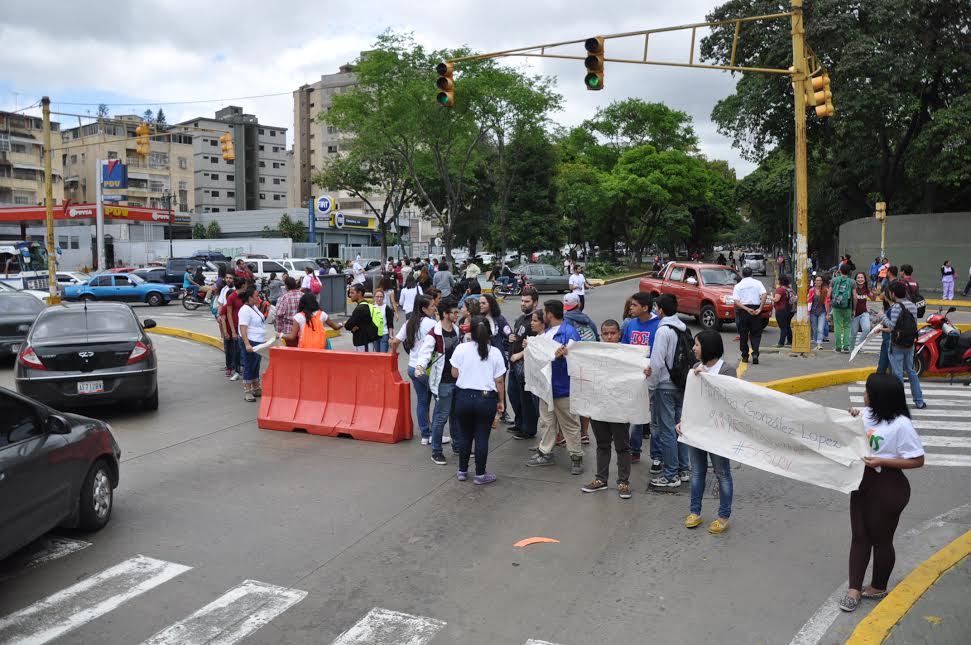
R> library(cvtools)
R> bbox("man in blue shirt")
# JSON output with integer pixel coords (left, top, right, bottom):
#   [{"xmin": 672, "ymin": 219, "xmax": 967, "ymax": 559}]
[
  {"xmin": 526, "ymin": 299, "xmax": 584, "ymax": 474},
  {"xmin": 621, "ymin": 292, "xmax": 660, "ymax": 469}
]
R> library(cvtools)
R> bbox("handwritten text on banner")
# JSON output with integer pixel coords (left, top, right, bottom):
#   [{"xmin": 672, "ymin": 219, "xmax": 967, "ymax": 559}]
[{"xmin": 566, "ymin": 341, "xmax": 651, "ymax": 424}]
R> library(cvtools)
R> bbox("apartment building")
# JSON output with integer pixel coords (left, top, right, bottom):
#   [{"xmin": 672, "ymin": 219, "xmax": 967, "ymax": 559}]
[
  {"xmin": 59, "ymin": 115, "xmax": 194, "ymax": 211},
  {"xmin": 176, "ymin": 106, "xmax": 288, "ymax": 214},
  {"xmin": 0, "ymin": 110, "xmax": 64, "ymax": 206}
]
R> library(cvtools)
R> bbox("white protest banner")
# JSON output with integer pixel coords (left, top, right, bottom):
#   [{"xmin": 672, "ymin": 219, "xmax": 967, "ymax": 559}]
[
  {"xmin": 253, "ymin": 331, "xmax": 279, "ymax": 358},
  {"xmin": 524, "ymin": 334, "xmax": 560, "ymax": 412},
  {"xmin": 566, "ymin": 341, "xmax": 651, "ymax": 424},
  {"xmin": 679, "ymin": 371, "xmax": 867, "ymax": 494},
  {"xmin": 849, "ymin": 322, "xmax": 882, "ymax": 362}
]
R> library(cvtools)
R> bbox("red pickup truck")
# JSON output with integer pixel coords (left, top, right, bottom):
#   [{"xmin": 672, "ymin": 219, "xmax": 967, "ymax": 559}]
[{"xmin": 638, "ymin": 262, "xmax": 771, "ymax": 331}]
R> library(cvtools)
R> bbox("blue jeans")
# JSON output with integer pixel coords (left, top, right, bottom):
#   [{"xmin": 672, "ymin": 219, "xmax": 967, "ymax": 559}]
[
  {"xmin": 431, "ymin": 382, "xmax": 459, "ymax": 454},
  {"xmin": 455, "ymin": 389, "xmax": 498, "ymax": 476},
  {"xmin": 507, "ymin": 361, "xmax": 538, "ymax": 436},
  {"xmin": 877, "ymin": 332, "xmax": 891, "ymax": 375},
  {"xmin": 652, "ymin": 388, "xmax": 687, "ymax": 479},
  {"xmin": 407, "ymin": 367, "xmax": 433, "ymax": 439},
  {"xmin": 185, "ymin": 284, "xmax": 199, "ymax": 299},
  {"xmin": 851, "ymin": 313, "xmax": 871, "ymax": 349},
  {"xmin": 223, "ymin": 337, "xmax": 239, "ymax": 373},
  {"xmin": 889, "ymin": 345, "xmax": 925, "ymax": 406},
  {"xmin": 374, "ymin": 334, "xmax": 389, "ymax": 353},
  {"xmin": 810, "ymin": 311, "xmax": 827, "ymax": 344},
  {"xmin": 241, "ymin": 344, "xmax": 261, "ymax": 383},
  {"xmin": 689, "ymin": 446, "xmax": 733, "ymax": 519},
  {"xmin": 629, "ymin": 424, "xmax": 661, "ymax": 460}
]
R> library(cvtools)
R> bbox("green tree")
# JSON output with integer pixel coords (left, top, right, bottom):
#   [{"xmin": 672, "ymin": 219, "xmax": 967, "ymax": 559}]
[
  {"xmin": 142, "ymin": 109, "xmax": 154, "ymax": 125},
  {"xmin": 205, "ymin": 221, "xmax": 222, "ymax": 239},
  {"xmin": 263, "ymin": 213, "xmax": 307, "ymax": 242},
  {"xmin": 155, "ymin": 108, "xmax": 167, "ymax": 130},
  {"xmin": 584, "ymin": 98, "xmax": 699, "ymax": 153},
  {"xmin": 502, "ymin": 128, "xmax": 562, "ymax": 255},
  {"xmin": 192, "ymin": 223, "xmax": 206, "ymax": 239},
  {"xmin": 96, "ymin": 104, "xmax": 109, "ymax": 118}
]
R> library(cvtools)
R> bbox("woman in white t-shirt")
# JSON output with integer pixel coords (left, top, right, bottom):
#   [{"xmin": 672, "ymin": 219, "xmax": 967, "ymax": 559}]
[
  {"xmin": 398, "ymin": 274, "xmax": 423, "ymax": 320},
  {"xmin": 568, "ymin": 265, "xmax": 592, "ymax": 311},
  {"xmin": 840, "ymin": 373, "xmax": 925, "ymax": 613},
  {"xmin": 394, "ymin": 295, "xmax": 437, "ymax": 444},
  {"xmin": 238, "ymin": 287, "xmax": 268, "ymax": 402},
  {"xmin": 450, "ymin": 316, "xmax": 507, "ymax": 485}
]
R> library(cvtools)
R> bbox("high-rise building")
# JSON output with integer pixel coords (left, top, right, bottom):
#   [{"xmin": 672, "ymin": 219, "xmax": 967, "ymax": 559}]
[
  {"xmin": 60, "ymin": 115, "xmax": 193, "ymax": 211},
  {"xmin": 0, "ymin": 110, "xmax": 64, "ymax": 206},
  {"xmin": 176, "ymin": 106, "xmax": 288, "ymax": 214}
]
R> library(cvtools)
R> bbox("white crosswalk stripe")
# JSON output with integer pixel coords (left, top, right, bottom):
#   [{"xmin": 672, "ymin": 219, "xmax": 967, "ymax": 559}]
[
  {"xmin": 847, "ymin": 382, "xmax": 971, "ymax": 467},
  {"xmin": 0, "ymin": 537, "xmax": 90, "ymax": 584},
  {"xmin": 853, "ymin": 335, "xmax": 883, "ymax": 354},
  {"xmin": 0, "ymin": 555, "xmax": 191, "ymax": 645},
  {"xmin": 141, "ymin": 580, "xmax": 307, "ymax": 645},
  {"xmin": 330, "ymin": 608, "xmax": 446, "ymax": 645}
]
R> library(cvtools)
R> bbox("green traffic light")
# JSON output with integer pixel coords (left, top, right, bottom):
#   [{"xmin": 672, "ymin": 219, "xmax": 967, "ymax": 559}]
[
  {"xmin": 437, "ymin": 92, "xmax": 453, "ymax": 106},
  {"xmin": 585, "ymin": 74, "xmax": 602, "ymax": 89}
]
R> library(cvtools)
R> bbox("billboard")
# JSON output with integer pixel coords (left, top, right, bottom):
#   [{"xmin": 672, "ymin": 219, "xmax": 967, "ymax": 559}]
[{"xmin": 101, "ymin": 160, "xmax": 128, "ymax": 189}]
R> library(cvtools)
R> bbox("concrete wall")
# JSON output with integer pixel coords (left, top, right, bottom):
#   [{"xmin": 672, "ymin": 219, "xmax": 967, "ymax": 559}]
[{"xmin": 839, "ymin": 212, "xmax": 971, "ymax": 294}]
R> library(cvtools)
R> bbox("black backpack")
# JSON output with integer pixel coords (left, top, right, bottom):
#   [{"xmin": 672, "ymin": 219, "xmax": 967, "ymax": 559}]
[
  {"xmin": 891, "ymin": 305, "xmax": 918, "ymax": 348},
  {"xmin": 663, "ymin": 323, "xmax": 695, "ymax": 390},
  {"xmin": 903, "ymin": 279, "xmax": 926, "ymax": 318}
]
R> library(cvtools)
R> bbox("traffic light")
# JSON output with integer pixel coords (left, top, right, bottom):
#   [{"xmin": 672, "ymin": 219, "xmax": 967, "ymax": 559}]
[
  {"xmin": 436, "ymin": 62, "xmax": 454, "ymax": 107},
  {"xmin": 220, "ymin": 132, "xmax": 235, "ymax": 161},
  {"xmin": 584, "ymin": 37, "xmax": 604, "ymax": 91},
  {"xmin": 874, "ymin": 201, "xmax": 887, "ymax": 221},
  {"xmin": 806, "ymin": 73, "xmax": 834, "ymax": 117},
  {"xmin": 135, "ymin": 122, "xmax": 151, "ymax": 156}
]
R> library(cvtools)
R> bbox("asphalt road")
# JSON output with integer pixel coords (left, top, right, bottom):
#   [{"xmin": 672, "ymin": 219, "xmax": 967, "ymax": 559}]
[{"xmin": 1, "ymin": 281, "xmax": 969, "ymax": 645}]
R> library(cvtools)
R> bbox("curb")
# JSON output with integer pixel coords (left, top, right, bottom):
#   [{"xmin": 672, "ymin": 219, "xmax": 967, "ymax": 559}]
[
  {"xmin": 148, "ymin": 325, "xmax": 341, "ymax": 349},
  {"xmin": 846, "ymin": 529, "xmax": 971, "ymax": 644},
  {"xmin": 926, "ymin": 298, "xmax": 971, "ymax": 308},
  {"xmin": 755, "ymin": 367, "xmax": 876, "ymax": 394},
  {"xmin": 765, "ymin": 317, "xmax": 971, "ymax": 332},
  {"xmin": 599, "ymin": 271, "xmax": 652, "ymax": 286}
]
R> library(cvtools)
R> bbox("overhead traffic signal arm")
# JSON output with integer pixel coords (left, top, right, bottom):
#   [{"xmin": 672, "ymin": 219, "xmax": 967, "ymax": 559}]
[{"xmin": 436, "ymin": 62, "xmax": 454, "ymax": 107}]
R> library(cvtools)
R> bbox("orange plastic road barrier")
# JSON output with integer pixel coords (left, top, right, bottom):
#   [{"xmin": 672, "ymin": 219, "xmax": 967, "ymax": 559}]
[{"xmin": 258, "ymin": 347, "xmax": 413, "ymax": 443}]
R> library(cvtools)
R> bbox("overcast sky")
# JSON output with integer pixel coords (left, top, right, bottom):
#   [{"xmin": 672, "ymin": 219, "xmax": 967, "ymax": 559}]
[{"xmin": 0, "ymin": 0, "xmax": 755, "ymax": 176}]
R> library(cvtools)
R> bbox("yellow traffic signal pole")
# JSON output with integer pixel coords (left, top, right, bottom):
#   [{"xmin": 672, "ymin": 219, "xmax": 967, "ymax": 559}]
[
  {"xmin": 444, "ymin": 0, "xmax": 826, "ymax": 354},
  {"xmin": 789, "ymin": 0, "xmax": 811, "ymax": 353},
  {"xmin": 41, "ymin": 97, "xmax": 60, "ymax": 304}
]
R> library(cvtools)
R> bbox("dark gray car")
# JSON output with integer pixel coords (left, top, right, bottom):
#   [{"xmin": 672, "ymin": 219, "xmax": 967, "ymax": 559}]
[
  {"xmin": 0, "ymin": 292, "xmax": 43, "ymax": 359},
  {"xmin": 514, "ymin": 263, "xmax": 571, "ymax": 293},
  {"xmin": 0, "ymin": 386, "xmax": 121, "ymax": 560},
  {"xmin": 15, "ymin": 302, "xmax": 159, "ymax": 410}
]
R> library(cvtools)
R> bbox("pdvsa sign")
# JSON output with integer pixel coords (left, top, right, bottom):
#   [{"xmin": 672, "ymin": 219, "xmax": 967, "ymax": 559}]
[{"xmin": 101, "ymin": 160, "xmax": 128, "ymax": 190}]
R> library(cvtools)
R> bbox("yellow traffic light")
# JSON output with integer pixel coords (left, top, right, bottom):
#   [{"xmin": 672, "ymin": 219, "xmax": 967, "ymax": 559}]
[
  {"xmin": 135, "ymin": 122, "xmax": 151, "ymax": 156},
  {"xmin": 584, "ymin": 37, "xmax": 605, "ymax": 91},
  {"xmin": 220, "ymin": 132, "xmax": 235, "ymax": 161},
  {"xmin": 436, "ymin": 62, "xmax": 454, "ymax": 108},
  {"xmin": 812, "ymin": 73, "xmax": 834, "ymax": 117}
]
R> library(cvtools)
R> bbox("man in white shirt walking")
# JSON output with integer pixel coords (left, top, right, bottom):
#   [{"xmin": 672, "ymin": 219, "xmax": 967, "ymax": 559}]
[
  {"xmin": 352, "ymin": 256, "xmax": 366, "ymax": 285},
  {"xmin": 568, "ymin": 265, "xmax": 592, "ymax": 311},
  {"xmin": 732, "ymin": 267, "xmax": 768, "ymax": 364}
]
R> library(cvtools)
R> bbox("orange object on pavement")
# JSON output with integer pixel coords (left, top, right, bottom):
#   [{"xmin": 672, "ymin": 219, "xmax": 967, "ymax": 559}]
[
  {"xmin": 258, "ymin": 347, "xmax": 413, "ymax": 443},
  {"xmin": 514, "ymin": 537, "xmax": 561, "ymax": 548}
]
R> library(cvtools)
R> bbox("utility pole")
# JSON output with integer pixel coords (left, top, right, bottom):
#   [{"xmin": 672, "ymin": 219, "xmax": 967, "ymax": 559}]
[
  {"xmin": 95, "ymin": 160, "xmax": 106, "ymax": 271},
  {"xmin": 788, "ymin": 0, "xmax": 811, "ymax": 353},
  {"xmin": 166, "ymin": 190, "xmax": 174, "ymax": 258},
  {"xmin": 41, "ymin": 96, "xmax": 60, "ymax": 304}
]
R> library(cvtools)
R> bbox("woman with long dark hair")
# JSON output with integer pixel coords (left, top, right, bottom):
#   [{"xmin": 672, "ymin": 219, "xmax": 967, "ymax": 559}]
[
  {"xmin": 450, "ymin": 316, "xmax": 507, "ymax": 484},
  {"xmin": 839, "ymin": 373, "xmax": 925, "ymax": 612},
  {"xmin": 399, "ymin": 273, "xmax": 423, "ymax": 321},
  {"xmin": 284, "ymin": 292, "xmax": 340, "ymax": 347},
  {"xmin": 478, "ymin": 294, "xmax": 511, "ymax": 359},
  {"xmin": 394, "ymin": 295, "xmax": 437, "ymax": 444}
]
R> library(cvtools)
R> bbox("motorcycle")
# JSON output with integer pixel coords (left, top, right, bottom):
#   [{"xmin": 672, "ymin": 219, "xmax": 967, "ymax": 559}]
[
  {"xmin": 179, "ymin": 287, "xmax": 210, "ymax": 311},
  {"xmin": 915, "ymin": 306, "xmax": 971, "ymax": 378},
  {"xmin": 494, "ymin": 273, "xmax": 531, "ymax": 297}
]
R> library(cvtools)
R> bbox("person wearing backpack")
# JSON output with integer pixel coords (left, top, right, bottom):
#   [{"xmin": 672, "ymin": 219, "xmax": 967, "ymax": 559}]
[
  {"xmin": 300, "ymin": 266, "xmax": 318, "ymax": 294},
  {"xmin": 900, "ymin": 265, "xmax": 925, "ymax": 318},
  {"xmin": 772, "ymin": 275, "xmax": 795, "ymax": 347},
  {"xmin": 646, "ymin": 294, "xmax": 691, "ymax": 490},
  {"xmin": 285, "ymin": 292, "xmax": 341, "ymax": 348},
  {"xmin": 875, "ymin": 282, "xmax": 926, "ymax": 409},
  {"xmin": 830, "ymin": 264, "xmax": 855, "ymax": 353},
  {"xmin": 345, "ymin": 283, "xmax": 379, "ymax": 352}
]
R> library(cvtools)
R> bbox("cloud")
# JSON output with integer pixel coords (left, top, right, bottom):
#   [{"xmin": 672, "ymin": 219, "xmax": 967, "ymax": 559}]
[{"xmin": 0, "ymin": 0, "xmax": 756, "ymax": 175}]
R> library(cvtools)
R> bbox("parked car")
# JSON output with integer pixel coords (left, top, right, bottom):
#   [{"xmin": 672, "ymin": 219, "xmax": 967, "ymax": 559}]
[
  {"xmin": 233, "ymin": 258, "xmax": 318, "ymax": 281},
  {"xmin": 192, "ymin": 251, "xmax": 229, "ymax": 263},
  {"xmin": 133, "ymin": 267, "xmax": 166, "ymax": 284},
  {"xmin": 511, "ymin": 263, "xmax": 571, "ymax": 293},
  {"xmin": 741, "ymin": 252, "xmax": 767, "ymax": 276},
  {"xmin": 107, "ymin": 267, "xmax": 137, "ymax": 274},
  {"xmin": 15, "ymin": 302, "xmax": 159, "ymax": 410},
  {"xmin": 0, "ymin": 386, "xmax": 121, "ymax": 560},
  {"xmin": 639, "ymin": 262, "xmax": 771, "ymax": 331},
  {"xmin": 162, "ymin": 257, "xmax": 196, "ymax": 284},
  {"xmin": 62, "ymin": 273, "xmax": 175, "ymax": 307},
  {"xmin": 0, "ymin": 281, "xmax": 48, "ymax": 302},
  {"xmin": 0, "ymin": 292, "xmax": 44, "ymax": 359},
  {"xmin": 55, "ymin": 271, "xmax": 91, "ymax": 287}
]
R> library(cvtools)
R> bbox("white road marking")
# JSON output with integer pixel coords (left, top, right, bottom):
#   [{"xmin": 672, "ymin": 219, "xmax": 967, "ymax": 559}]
[
  {"xmin": 787, "ymin": 504, "xmax": 971, "ymax": 645},
  {"xmin": 525, "ymin": 640, "xmax": 565, "ymax": 644},
  {"xmin": 921, "ymin": 436, "xmax": 971, "ymax": 448},
  {"xmin": 0, "ymin": 555, "xmax": 191, "ymax": 645},
  {"xmin": 849, "ymin": 385, "xmax": 971, "ymax": 397},
  {"xmin": 141, "ymin": 579, "xmax": 306, "ymax": 645},
  {"xmin": 0, "ymin": 537, "xmax": 90, "ymax": 583},
  {"xmin": 330, "ymin": 607, "xmax": 446, "ymax": 645},
  {"xmin": 849, "ymin": 396, "xmax": 971, "ymax": 409},
  {"xmin": 924, "ymin": 453, "xmax": 971, "ymax": 467}
]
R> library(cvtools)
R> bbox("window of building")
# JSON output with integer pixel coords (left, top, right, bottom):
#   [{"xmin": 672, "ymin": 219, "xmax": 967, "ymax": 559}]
[
  {"xmin": 202, "ymin": 172, "xmax": 208, "ymax": 178},
  {"xmin": 149, "ymin": 152, "xmax": 169, "ymax": 169},
  {"xmin": 61, "ymin": 154, "xmax": 67, "ymax": 166},
  {"xmin": 81, "ymin": 153, "xmax": 85, "ymax": 162},
  {"xmin": 210, "ymin": 139, "xmax": 218, "ymax": 147},
  {"xmin": 58, "ymin": 236, "xmax": 69, "ymax": 250},
  {"xmin": 211, "ymin": 208, "xmax": 220, "ymax": 212},
  {"xmin": 211, "ymin": 173, "xmax": 219, "ymax": 181},
  {"xmin": 259, "ymin": 193, "xmax": 266, "ymax": 200},
  {"xmin": 258, "ymin": 145, "xmax": 264, "ymax": 151},
  {"xmin": 70, "ymin": 154, "xmax": 78, "ymax": 164},
  {"xmin": 259, "ymin": 161, "xmax": 265, "ymax": 167},
  {"xmin": 226, "ymin": 159, "xmax": 232, "ymax": 165},
  {"xmin": 270, "ymin": 130, "xmax": 276, "ymax": 137},
  {"xmin": 271, "ymin": 162, "xmax": 279, "ymax": 169},
  {"xmin": 13, "ymin": 191, "xmax": 35, "ymax": 205},
  {"xmin": 211, "ymin": 190, "xmax": 220, "ymax": 197},
  {"xmin": 258, "ymin": 128, "xmax": 264, "ymax": 135},
  {"xmin": 226, "ymin": 174, "xmax": 234, "ymax": 181},
  {"xmin": 178, "ymin": 157, "xmax": 188, "ymax": 169},
  {"xmin": 227, "ymin": 191, "xmax": 234, "ymax": 198},
  {"xmin": 70, "ymin": 236, "xmax": 79, "ymax": 250},
  {"xmin": 107, "ymin": 150, "xmax": 118, "ymax": 159},
  {"xmin": 327, "ymin": 145, "xmax": 338, "ymax": 154},
  {"xmin": 227, "ymin": 208, "xmax": 235, "ymax": 212},
  {"xmin": 179, "ymin": 181, "xmax": 188, "ymax": 191},
  {"xmin": 259, "ymin": 177, "xmax": 265, "ymax": 184},
  {"xmin": 272, "ymin": 178, "xmax": 280, "ymax": 185},
  {"xmin": 149, "ymin": 180, "xmax": 167, "ymax": 192},
  {"xmin": 0, "ymin": 134, "xmax": 9, "ymax": 151},
  {"xmin": 203, "ymin": 207, "xmax": 210, "ymax": 213},
  {"xmin": 10, "ymin": 143, "xmax": 27, "ymax": 153},
  {"xmin": 273, "ymin": 194, "xmax": 281, "ymax": 201},
  {"xmin": 272, "ymin": 146, "xmax": 280, "ymax": 152},
  {"xmin": 327, "ymin": 126, "xmax": 337, "ymax": 135}
]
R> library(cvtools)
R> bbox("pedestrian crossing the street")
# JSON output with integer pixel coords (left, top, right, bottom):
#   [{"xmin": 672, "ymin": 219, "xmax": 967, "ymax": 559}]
[
  {"xmin": 0, "ymin": 545, "xmax": 567, "ymax": 644},
  {"xmin": 848, "ymin": 381, "xmax": 971, "ymax": 467}
]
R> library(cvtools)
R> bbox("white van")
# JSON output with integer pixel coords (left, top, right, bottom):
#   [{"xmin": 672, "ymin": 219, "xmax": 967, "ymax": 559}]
[{"xmin": 233, "ymin": 257, "xmax": 319, "ymax": 281}]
